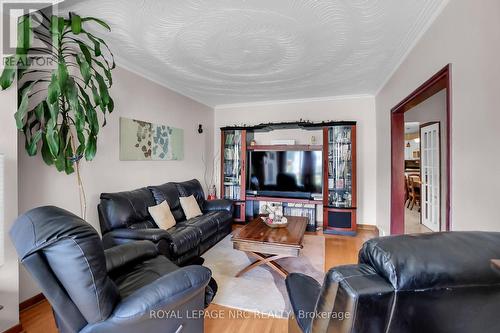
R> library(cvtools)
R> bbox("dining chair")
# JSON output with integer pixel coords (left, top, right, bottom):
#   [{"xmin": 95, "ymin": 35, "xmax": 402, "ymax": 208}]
[{"xmin": 408, "ymin": 176, "xmax": 421, "ymax": 212}]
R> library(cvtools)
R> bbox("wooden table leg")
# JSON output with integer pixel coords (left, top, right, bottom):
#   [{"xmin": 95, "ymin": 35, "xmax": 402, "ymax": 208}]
[{"xmin": 235, "ymin": 252, "xmax": 290, "ymax": 278}]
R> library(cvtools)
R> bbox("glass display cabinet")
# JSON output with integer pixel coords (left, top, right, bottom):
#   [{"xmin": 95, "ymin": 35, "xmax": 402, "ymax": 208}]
[
  {"xmin": 323, "ymin": 124, "xmax": 357, "ymax": 235},
  {"xmin": 220, "ymin": 129, "xmax": 250, "ymax": 222}
]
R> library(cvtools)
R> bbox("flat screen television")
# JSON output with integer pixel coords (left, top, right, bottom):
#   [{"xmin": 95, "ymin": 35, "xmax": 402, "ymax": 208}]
[{"xmin": 246, "ymin": 150, "xmax": 323, "ymax": 199}]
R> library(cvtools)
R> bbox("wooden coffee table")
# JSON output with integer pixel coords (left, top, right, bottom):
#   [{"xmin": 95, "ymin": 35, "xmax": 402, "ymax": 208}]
[{"xmin": 231, "ymin": 216, "xmax": 308, "ymax": 278}]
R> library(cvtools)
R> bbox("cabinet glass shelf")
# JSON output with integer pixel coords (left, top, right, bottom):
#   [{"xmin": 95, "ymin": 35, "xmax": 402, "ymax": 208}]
[{"xmin": 327, "ymin": 126, "xmax": 354, "ymax": 208}]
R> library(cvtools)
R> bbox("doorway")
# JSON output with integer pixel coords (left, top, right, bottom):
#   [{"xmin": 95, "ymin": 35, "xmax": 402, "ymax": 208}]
[{"xmin": 391, "ymin": 65, "xmax": 452, "ymax": 235}]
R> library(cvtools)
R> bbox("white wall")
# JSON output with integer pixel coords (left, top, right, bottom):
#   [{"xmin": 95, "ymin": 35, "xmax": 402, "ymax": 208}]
[
  {"xmin": 404, "ymin": 139, "xmax": 420, "ymax": 161},
  {"xmin": 0, "ymin": 9, "xmax": 19, "ymax": 331},
  {"xmin": 376, "ymin": 0, "xmax": 500, "ymax": 235},
  {"xmin": 215, "ymin": 96, "xmax": 377, "ymax": 227},
  {"xmin": 18, "ymin": 66, "xmax": 214, "ymax": 301}
]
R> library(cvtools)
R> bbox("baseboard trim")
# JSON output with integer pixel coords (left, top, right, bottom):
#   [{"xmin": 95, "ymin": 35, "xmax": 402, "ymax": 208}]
[
  {"xmin": 19, "ymin": 293, "xmax": 46, "ymax": 312},
  {"xmin": 2, "ymin": 323, "xmax": 23, "ymax": 333},
  {"xmin": 357, "ymin": 224, "xmax": 380, "ymax": 234}
]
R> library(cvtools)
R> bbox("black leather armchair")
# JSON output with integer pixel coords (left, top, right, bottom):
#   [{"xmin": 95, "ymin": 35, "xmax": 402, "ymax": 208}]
[
  {"xmin": 10, "ymin": 206, "xmax": 212, "ymax": 333},
  {"xmin": 286, "ymin": 232, "xmax": 500, "ymax": 333}
]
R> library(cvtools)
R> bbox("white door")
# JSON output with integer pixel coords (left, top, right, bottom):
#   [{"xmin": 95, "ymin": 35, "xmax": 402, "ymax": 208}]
[{"xmin": 420, "ymin": 123, "xmax": 441, "ymax": 232}]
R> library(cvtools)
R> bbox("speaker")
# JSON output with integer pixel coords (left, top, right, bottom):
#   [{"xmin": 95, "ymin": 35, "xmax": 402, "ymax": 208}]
[
  {"xmin": 324, "ymin": 209, "xmax": 356, "ymax": 235},
  {"xmin": 328, "ymin": 210, "xmax": 351, "ymax": 229}
]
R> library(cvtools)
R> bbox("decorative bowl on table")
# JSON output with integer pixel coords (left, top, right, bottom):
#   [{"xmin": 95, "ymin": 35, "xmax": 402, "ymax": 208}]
[{"xmin": 261, "ymin": 215, "xmax": 288, "ymax": 228}]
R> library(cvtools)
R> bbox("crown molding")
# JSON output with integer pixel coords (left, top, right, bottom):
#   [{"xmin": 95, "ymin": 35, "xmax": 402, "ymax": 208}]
[
  {"xmin": 113, "ymin": 56, "xmax": 214, "ymax": 108},
  {"xmin": 374, "ymin": 0, "xmax": 451, "ymax": 97},
  {"xmin": 215, "ymin": 94, "xmax": 374, "ymax": 110}
]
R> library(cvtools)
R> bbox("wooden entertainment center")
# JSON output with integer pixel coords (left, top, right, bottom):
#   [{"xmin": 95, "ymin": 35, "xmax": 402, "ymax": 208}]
[{"xmin": 220, "ymin": 121, "xmax": 357, "ymax": 235}]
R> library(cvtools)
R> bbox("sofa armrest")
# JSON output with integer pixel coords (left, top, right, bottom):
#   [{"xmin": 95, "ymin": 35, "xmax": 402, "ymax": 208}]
[
  {"xmin": 286, "ymin": 273, "xmax": 322, "ymax": 332},
  {"xmin": 105, "ymin": 228, "xmax": 172, "ymax": 243},
  {"xmin": 311, "ymin": 264, "xmax": 394, "ymax": 333},
  {"xmin": 203, "ymin": 199, "xmax": 234, "ymax": 214},
  {"xmin": 80, "ymin": 266, "xmax": 211, "ymax": 333},
  {"xmin": 104, "ymin": 241, "xmax": 158, "ymax": 273}
]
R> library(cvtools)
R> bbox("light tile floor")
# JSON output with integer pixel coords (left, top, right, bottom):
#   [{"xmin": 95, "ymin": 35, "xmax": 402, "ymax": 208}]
[{"xmin": 405, "ymin": 205, "xmax": 433, "ymax": 234}]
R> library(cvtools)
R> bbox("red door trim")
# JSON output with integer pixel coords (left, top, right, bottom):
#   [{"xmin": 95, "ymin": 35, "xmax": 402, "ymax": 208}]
[{"xmin": 390, "ymin": 64, "xmax": 452, "ymax": 234}]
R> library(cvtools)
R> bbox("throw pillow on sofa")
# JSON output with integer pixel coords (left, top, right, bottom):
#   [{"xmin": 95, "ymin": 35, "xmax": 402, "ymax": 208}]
[
  {"xmin": 180, "ymin": 195, "xmax": 203, "ymax": 219},
  {"xmin": 148, "ymin": 201, "xmax": 176, "ymax": 229}
]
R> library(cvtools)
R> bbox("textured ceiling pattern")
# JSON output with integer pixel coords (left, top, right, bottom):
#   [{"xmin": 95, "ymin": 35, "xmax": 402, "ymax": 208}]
[{"xmin": 61, "ymin": 0, "xmax": 446, "ymax": 106}]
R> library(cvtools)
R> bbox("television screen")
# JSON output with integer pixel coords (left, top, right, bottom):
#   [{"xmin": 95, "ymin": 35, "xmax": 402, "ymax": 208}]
[{"xmin": 247, "ymin": 150, "xmax": 323, "ymax": 197}]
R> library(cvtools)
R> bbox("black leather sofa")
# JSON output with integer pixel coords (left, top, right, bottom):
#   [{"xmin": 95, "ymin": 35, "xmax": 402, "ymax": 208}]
[
  {"xmin": 98, "ymin": 179, "xmax": 233, "ymax": 265},
  {"xmin": 286, "ymin": 231, "xmax": 500, "ymax": 333},
  {"xmin": 10, "ymin": 206, "xmax": 212, "ymax": 333}
]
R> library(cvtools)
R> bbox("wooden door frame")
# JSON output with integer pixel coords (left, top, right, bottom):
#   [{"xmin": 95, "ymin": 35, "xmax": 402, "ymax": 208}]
[{"xmin": 390, "ymin": 64, "xmax": 452, "ymax": 234}]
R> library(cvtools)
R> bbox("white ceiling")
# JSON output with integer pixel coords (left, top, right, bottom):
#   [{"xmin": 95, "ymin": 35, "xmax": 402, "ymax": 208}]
[
  {"xmin": 60, "ymin": 0, "xmax": 447, "ymax": 107},
  {"xmin": 405, "ymin": 122, "xmax": 420, "ymax": 134}
]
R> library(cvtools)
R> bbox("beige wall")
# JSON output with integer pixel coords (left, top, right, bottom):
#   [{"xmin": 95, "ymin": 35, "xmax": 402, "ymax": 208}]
[
  {"xmin": 215, "ymin": 96, "xmax": 377, "ymax": 227},
  {"xmin": 18, "ymin": 66, "xmax": 214, "ymax": 301},
  {"xmin": 376, "ymin": 0, "xmax": 500, "ymax": 235},
  {"xmin": 0, "ymin": 9, "xmax": 20, "ymax": 331}
]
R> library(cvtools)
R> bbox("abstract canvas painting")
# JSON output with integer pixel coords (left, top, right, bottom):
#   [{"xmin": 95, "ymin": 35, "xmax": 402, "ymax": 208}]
[{"xmin": 120, "ymin": 117, "xmax": 184, "ymax": 161}]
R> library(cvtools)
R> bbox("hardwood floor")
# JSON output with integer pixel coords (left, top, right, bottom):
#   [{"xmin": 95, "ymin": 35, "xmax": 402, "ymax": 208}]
[{"xmin": 18, "ymin": 229, "xmax": 377, "ymax": 333}]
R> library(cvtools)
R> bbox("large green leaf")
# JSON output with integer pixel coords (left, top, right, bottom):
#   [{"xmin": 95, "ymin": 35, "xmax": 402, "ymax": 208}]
[
  {"xmin": 107, "ymin": 96, "xmax": 114, "ymax": 113},
  {"xmin": 34, "ymin": 102, "xmax": 45, "ymax": 120},
  {"xmin": 64, "ymin": 142, "xmax": 75, "ymax": 174},
  {"xmin": 82, "ymin": 32, "xmax": 102, "ymax": 57},
  {"xmin": 70, "ymin": 13, "xmax": 82, "ymax": 35},
  {"xmin": 66, "ymin": 78, "xmax": 79, "ymax": 111},
  {"xmin": 15, "ymin": 81, "xmax": 36, "ymax": 129},
  {"xmin": 45, "ymin": 118, "xmax": 59, "ymax": 157},
  {"xmin": 54, "ymin": 149, "xmax": 65, "ymax": 172},
  {"xmin": 85, "ymin": 134, "xmax": 97, "ymax": 161},
  {"xmin": 50, "ymin": 15, "xmax": 60, "ymax": 36},
  {"xmin": 76, "ymin": 54, "xmax": 91, "ymax": 85},
  {"xmin": 78, "ymin": 42, "xmax": 93, "ymax": 65},
  {"xmin": 51, "ymin": 15, "xmax": 65, "ymax": 35},
  {"xmin": 18, "ymin": 15, "xmax": 32, "ymax": 51},
  {"xmin": 47, "ymin": 73, "xmax": 60, "ymax": 104},
  {"xmin": 92, "ymin": 58, "xmax": 112, "ymax": 85},
  {"xmin": 95, "ymin": 72, "xmax": 109, "ymax": 106},
  {"xmin": 81, "ymin": 30, "xmax": 115, "ymax": 69},
  {"xmin": 85, "ymin": 101, "xmax": 99, "ymax": 134},
  {"xmin": 47, "ymin": 100, "xmax": 59, "ymax": 121},
  {"xmin": 90, "ymin": 82, "xmax": 101, "ymax": 107},
  {"xmin": 57, "ymin": 62, "xmax": 69, "ymax": 92},
  {"xmin": 82, "ymin": 17, "xmax": 111, "ymax": 31},
  {"xmin": 74, "ymin": 104, "xmax": 85, "ymax": 129},
  {"xmin": 41, "ymin": 135, "xmax": 55, "ymax": 165},
  {"xmin": 75, "ymin": 105, "xmax": 86, "ymax": 154},
  {"xmin": 0, "ymin": 56, "xmax": 17, "ymax": 90},
  {"xmin": 50, "ymin": 15, "xmax": 61, "ymax": 49},
  {"xmin": 26, "ymin": 130, "xmax": 42, "ymax": 156}
]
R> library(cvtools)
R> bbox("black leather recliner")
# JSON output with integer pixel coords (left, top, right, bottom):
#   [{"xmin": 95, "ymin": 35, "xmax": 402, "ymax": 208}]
[
  {"xmin": 98, "ymin": 179, "xmax": 233, "ymax": 265},
  {"xmin": 286, "ymin": 232, "xmax": 500, "ymax": 333},
  {"xmin": 10, "ymin": 206, "xmax": 212, "ymax": 333}
]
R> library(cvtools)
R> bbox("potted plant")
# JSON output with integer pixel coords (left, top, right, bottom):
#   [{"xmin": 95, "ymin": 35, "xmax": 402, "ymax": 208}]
[{"xmin": 0, "ymin": 11, "xmax": 115, "ymax": 219}]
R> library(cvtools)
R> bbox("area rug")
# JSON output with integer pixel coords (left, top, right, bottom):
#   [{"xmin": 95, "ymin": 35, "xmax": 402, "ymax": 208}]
[{"xmin": 202, "ymin": 234, "xmax": 325, "ymax": 317}]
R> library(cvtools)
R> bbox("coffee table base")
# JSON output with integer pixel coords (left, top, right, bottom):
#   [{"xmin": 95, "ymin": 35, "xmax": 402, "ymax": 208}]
[{"xmin": 235, "ymin": 252, "xmax": 290, "ymax": 278}]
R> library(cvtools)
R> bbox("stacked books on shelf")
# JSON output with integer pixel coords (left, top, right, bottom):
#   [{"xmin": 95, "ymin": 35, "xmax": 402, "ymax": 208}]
[
  {"xmin": 223, "ymin": 185, "xmax": 241, "ymax": 200},
  {"xmin": 256, "ymin": 202, "xmax": 317, "ymax": 231},
  {"xmin": 223, "ymin": 130, "xmax": 242, "ymax": 201},
  {"xmin": 283, "ymin": 203, "xmax": 317, "ymax": 231},
  {"xmin": 224, "ymin": 131, "xmax": 241, "ymax": 146}
]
